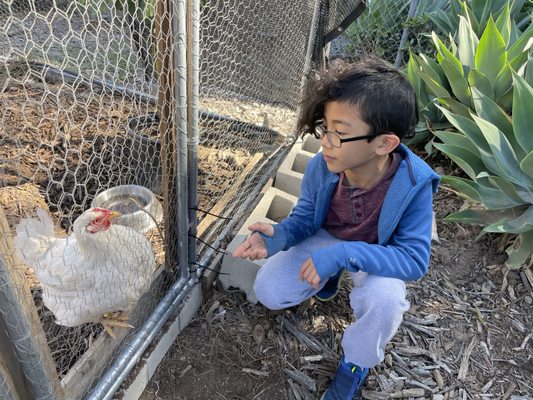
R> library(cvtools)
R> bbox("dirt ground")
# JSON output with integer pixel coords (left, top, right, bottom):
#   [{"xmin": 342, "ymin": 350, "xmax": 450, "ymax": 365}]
[{"xmin": 137, "ymin": 188, "xmax": 533, "ymax": 400}]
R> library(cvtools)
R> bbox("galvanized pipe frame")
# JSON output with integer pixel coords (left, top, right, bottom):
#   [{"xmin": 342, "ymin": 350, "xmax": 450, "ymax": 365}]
[
  {"xmin": 187, "ymin": 0, "xmax": 200, "ymax": 282},
  {"xmin": 172, "ymin": 0, "xmax": 191, "ymax": 282},
  {"xmin": 0, "ymin": 257, "xmax": 55, "ymax": 400}
]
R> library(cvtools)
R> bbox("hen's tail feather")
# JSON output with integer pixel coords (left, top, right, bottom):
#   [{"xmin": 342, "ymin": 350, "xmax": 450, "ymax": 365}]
[{"xmin": 14, "ymin": 208, "xmax": 56, "ymax": 267}]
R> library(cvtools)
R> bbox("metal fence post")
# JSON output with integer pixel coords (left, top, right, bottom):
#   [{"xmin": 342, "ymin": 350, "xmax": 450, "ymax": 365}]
[
  {"xmin": 187, "ymin": 0, "xmax": 200, "ymax": 281},
  {"xmin": 0, "ymin": 257, "xmax": 56, "ymax": 400},
  {"xmin": 395, "ymin": 0, "xmax": 419, "ymax": 68}
]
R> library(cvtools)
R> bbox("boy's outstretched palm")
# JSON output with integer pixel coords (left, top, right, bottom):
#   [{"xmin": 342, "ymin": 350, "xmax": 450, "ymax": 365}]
[{"xmin": 232, "ymin": 222, "xmax": 273, "ymax": 260}]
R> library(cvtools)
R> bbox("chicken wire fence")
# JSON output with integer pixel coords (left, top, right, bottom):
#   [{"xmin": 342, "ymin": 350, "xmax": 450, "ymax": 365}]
[
  {"xmin": 0, "ymin": 0, "xmax": 373, "ymax": 399},
  {"xmin": 330, "ymin": 0, "xmax": 450, "ymax": 66}
]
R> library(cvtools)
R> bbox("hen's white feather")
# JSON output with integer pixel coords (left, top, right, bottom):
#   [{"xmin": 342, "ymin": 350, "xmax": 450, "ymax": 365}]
[
  {"xmin": 14, "ymin": 208, "xmax": 156, "ymax": 327},
  {"xmin": 14, "ymin": 208, "xmax": 57, "ymax": 267}
]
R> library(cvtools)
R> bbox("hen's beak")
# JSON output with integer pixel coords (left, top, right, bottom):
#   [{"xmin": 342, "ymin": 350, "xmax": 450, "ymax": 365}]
[{"xmin": 108, "ymin": 211, "xmax": 122, "ymax": 220}]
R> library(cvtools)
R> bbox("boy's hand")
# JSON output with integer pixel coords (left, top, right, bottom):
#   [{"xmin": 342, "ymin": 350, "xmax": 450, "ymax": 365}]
[
  {"xmin": 232, "ymin": 222, "xmax": 273, "ymax": 260},
  {"xmin": 299, "ymin": 258, "xmax": 321, "ymax": 289}
]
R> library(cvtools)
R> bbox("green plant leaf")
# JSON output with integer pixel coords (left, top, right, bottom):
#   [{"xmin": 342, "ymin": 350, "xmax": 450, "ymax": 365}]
[
  {"xmin": 495, "ymin": 2, "xmax": 512, "ymax": 46},
  {"xmin": 472, "ymin": 114, "xmax": 533, "ymax": 186},
  {"xmin": 475, "ymin": 16, "xmax": 508, "ymax": 82},
  {"xmin": 486, "ymin": 174, "xmax": 533, "ymax": 203},
  {"xmin": 421, "ymin": 53, "xmax": 449, "ymax": 86},
  {"xmin": 437, "ymin": 97, "xmax": 472, "ymax": 117},
  {"xmin": 434, "ymin": 130, "xmax": 480, "ymax": 155},
  {"xmin": 429, "ymin": 10, "xmax": 456, "ymax": 36},
  {"xmin": 444, "ymin": 205, "xmax": 520, "ymax": 225},
  {"xmin": 525, "ymin": 51, "xmax": 533, "ymax": 87},
  {"xmin": 470, "ymin": 87, "xmax": 525, "ymax": 158},
  {"xmin": 508, "ymin": 50, "xmax": 530, "ymax": 72},
  {"xmin": 512, "ymin": 71, "xmax": 533, "ymax": 153},
  {"xmin": 461, "ymin": 0, "xmax": 481, "ymax": 35},
  {"xmin": 496, "ymin": 86, "xmax": 514, "ymax": 112},
  {"xmin": 468, "ymin": 68, "xmax": 494, "ymax": 98},
  {"xmin": 457, "ymin": 15, "xmax": 479, "ymax": 67},
  {"xmin": 408, "ymin": 54, "xmax": 430, "ymax": 109},
  {"xmin": 437, "ymin": 106, "xmax": 490, "ymax": 152},
  {"xmin": 443, "ymin": 176, "xmax": 523, "ymax": 208},
  {"xmin": 485, "ymin": 205, "xmax": 533, "ymax": 233},
  {"xmin": 520, "ymin": 150, "xmax": 533, "ymax": 178},
  {"xmin": 507, "ymin": 22, "xmax": 533, "ymax": 60},
  {"xmin": 505, "ymin": 230, "xmax": 533, "ymax": 269},
  {"xmin": 471, "ymin": 0, "xmax": 489, "ymax": 28},
  {"xmin": 433, "ymin": 143, "xmax": 484, "ymax": 180},
  {"xmin": 440, "ymin": 57, "xmax": 472, "ymax": 106},
  {"xmin": 416, "ymin": 71, "xmax": 451, "ymax": 100},
  {"xmin": 493, "ymin": 63, "xmax": 513, "ymax": 100}
]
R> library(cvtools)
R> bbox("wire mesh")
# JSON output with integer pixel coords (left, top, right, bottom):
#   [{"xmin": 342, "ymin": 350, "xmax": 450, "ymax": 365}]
[
  {"xmin": 0, "ymin": 0, "xmax": 343, "ymax": 398},
  {"xmin": 331, "ymin": 0, "xmax": 449, "ymax": 65}
]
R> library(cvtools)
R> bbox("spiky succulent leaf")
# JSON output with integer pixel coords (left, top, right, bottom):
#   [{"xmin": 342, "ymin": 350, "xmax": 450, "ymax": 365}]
[
  {"xmin": 512, "ymin": 72, "xmax": 533, "ymax": 153},
  {"xmin": 457, "ymin": 15, "xmax": 479, "ymax": 67},
  {"xmin": 467, "ymin": 69, "xmax": 493, "ymax": 98},
  {"xmin": 506, "ymin": 230, "xmax": 533, "ymax": 268},
  {"xmin": 495, "ymin": 2, "xmax": 512, "ymax": 45},
  {"xmin": 442, "ymin": 176, "xmax": 523, "ymax": 208},
  {"xmin": 471, "ymin": 114, "xmax": 533, "ymax": 186},
  {"xmin": 470, "ymin": 87, "xmax": 524, "ymax": 158},
  {"xmin": 484, "ymin": 205, "xmax": 533, "ymax": 233},
  {"xmin": 521, "ymin": 151, "xmax": 533, "ymax": 179},
  {"xmin": 475, "ymin": 17, "xmax": 508, "ymax": 82}
]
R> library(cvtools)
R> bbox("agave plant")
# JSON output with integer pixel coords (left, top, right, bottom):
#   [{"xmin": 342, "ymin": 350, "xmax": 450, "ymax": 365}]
[
  {"xmin": 407, "ymin": 0, "xmax": 533, "ymax": 268},
  {"xmin": 428, "ymin": 0, "xmax": 532, "ymax": 37},
  {"xmin": 407, "ymin": 0, "xmax": 532, "ymax": 145},
  {"xmin": 433, "ymin": 71, "xmax": 533, "ymax": 268}
]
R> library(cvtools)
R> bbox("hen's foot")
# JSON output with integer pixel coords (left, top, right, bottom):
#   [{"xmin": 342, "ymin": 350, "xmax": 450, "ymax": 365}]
[{"xmin": 100, "ymin": 312, "xmax": 134, "ymax": 339}]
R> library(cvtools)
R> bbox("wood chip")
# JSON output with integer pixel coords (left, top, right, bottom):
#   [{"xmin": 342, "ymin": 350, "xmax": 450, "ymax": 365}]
[
  {"xmin": 433, "ymin": 369, "xmax": 444, "ymax": 389},
  {"xmin": 278, "ymin": 315, "xmax": 332, "ymax": 355},
  {"xmin": 283, "ymin": 368, "xmax": 317, "ymax": 393},
  {"xmin": 299, "ymin": 355, "xmax": 324, "ymax": 363},
  {"xmin": 390, "ymin": 388, "xmax": 426, "ymax": 398},
  {"xmin": 242, "ymin": 367, "xmax": 269, "ymax": 377},
  {"xmin": 458, "ymin": 337, "xmax": 477, "ymax": 381}
]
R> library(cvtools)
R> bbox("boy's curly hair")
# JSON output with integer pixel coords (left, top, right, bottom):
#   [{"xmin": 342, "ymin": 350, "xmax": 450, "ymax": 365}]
[{"xmin": 298, "ymin": 57, "xmax": 418, "ymax": 141}]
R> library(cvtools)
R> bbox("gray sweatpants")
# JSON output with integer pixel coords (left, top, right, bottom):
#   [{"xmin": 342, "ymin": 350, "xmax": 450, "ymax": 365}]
[{"xmin": 253, "ymin": 228, "xmax": 410, "ymax": 368}]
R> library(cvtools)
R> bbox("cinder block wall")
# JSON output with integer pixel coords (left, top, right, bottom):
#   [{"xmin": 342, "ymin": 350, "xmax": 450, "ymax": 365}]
[{"xmin": 220, "ymin": 136, "xmax": 321, "ymax": 302}]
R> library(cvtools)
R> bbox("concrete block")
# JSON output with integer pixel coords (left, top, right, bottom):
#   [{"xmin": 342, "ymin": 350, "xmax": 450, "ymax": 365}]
[
  {"xmin": 274, "ymin": 135, "xmax": 320, "ymax": 197},
  {"xmin": 220, "ymin": 187, "xmax": 298, "ymax": 303}
]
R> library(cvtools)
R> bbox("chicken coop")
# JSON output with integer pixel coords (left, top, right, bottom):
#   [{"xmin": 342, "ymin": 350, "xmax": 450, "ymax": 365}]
[{"xmin": 0, "ymin": 0, "xmax": 364, "ymax": 398}]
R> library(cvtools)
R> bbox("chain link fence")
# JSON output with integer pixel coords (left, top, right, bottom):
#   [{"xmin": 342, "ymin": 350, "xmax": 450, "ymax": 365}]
[
  {"xmin": 0, "ymin": 0, "xmax": 451, "ymax": 398},
  {"xmin": 329, "ymin": 0, "xmax": 450, "ymax": 66},
  {"xmin": 0, "ymin": 0, "xmax": 363, "ymax": 398}
]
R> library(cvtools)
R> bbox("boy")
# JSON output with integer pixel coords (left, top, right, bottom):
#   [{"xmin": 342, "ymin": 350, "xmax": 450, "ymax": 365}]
[{"xmin": 233, "ymin": 58, "xmax": 440, "ymax": 399}]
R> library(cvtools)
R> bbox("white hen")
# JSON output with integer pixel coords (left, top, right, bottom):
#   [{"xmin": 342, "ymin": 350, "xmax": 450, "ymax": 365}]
[{"xmin": 14, "ymin": 207, "xmax": 156, "ymax": 334}]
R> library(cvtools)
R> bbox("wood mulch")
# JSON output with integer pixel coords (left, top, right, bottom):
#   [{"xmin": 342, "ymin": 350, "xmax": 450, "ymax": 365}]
[{"xmin": 139, "ymin": 188, "xmax": 533, "ymax": 400}]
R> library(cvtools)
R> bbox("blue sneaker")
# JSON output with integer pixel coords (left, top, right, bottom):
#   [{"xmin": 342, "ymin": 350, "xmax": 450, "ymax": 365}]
[
  {"xmin": 314, "ymin": 270, "xmax": 343, "ymax": 302},
  {"xmin": 321, "ymin": 356, "xmax": 369, "ymax": 400}
]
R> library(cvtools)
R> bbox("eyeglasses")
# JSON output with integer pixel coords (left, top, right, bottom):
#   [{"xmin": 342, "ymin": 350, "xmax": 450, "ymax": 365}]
[{"xmin": 314, "ymin": 124, "xmax": 378, "ymax": 148}]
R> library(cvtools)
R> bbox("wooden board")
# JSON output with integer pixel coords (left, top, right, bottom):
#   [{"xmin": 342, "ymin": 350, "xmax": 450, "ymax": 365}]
[
  {"xmin": 196, "ymin": 152, "xmax": 264, "ymax": 242},
  {"xmin": 0, "ymin": 207, "xmax": 63, "ymax": 398}
]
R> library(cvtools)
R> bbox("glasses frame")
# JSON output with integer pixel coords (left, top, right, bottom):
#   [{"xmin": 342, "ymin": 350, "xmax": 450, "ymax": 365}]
[{"xmin": 314, "ymin": 123, "xmax": 379, "ymax": 148}]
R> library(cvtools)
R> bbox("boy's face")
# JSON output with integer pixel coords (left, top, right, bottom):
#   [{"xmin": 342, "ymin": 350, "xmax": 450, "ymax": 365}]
[{"xmin": 321, "ymin": 101, "xmax": 384, "ymax": 177}]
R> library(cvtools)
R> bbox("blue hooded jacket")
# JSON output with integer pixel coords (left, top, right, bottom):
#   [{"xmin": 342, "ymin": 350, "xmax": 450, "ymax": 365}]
[{"xmin": 261, "ymin": 144, "xmax": 441, "ymax": 281}]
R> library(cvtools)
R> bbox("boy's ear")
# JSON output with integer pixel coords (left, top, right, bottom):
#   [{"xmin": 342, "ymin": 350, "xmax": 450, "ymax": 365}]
[{"xmin": 376, "ymin": 133, "xmax": 400, "ymax": 155}]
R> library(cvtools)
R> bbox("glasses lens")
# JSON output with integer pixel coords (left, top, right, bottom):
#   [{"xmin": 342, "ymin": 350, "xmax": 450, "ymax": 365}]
[{"xmin": 327, "ymin": 131, "xmax": 341, "ymax": 148}]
